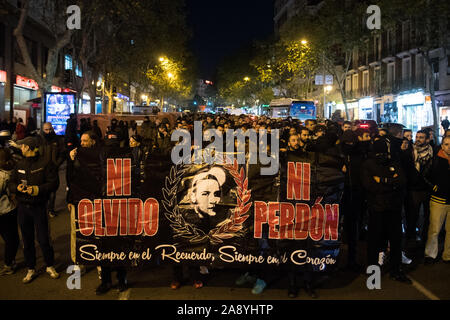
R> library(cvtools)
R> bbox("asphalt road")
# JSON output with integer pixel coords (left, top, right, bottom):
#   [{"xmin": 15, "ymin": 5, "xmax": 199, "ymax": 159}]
[{"xmin": 0, "ymin": 165, "xmax": 449, "ymax": 301}]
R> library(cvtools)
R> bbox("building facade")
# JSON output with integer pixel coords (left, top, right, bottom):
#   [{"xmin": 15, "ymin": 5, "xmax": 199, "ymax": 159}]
[{"xmin": 339, "ymin": 23, "xmax": 450, "ymax": 136}]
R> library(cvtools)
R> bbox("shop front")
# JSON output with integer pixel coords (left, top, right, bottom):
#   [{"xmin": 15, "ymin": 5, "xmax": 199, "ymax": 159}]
[
  {"xmin": 358, "ymin": 97, "xmax": 374, "ymax": 120},
  {"xmin": 336, "ymin": 101, "xmax": 358, "ymax": 120},
  {"xmin": 397, "ymin": 92, "xmax": 433, "ymax": 134},
  {"xmin": 14, "ymin": 75, "xmax": 38, "ymax": 111},
  {"xmin": 380, "ymin": 95, "xmax": 397, "ymax": 124},
  {"xmin": 115, "ymin": 93, "xmax": 130, "ymax": 113}
]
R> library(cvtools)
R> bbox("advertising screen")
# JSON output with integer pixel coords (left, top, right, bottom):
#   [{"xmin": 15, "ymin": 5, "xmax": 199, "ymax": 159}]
[{"xmin": 45, "ymin": 93, "xmax": 75, "ymax": 135}]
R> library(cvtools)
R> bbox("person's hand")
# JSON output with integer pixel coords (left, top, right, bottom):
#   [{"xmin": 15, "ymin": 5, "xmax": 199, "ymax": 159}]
[
  {"xmin": 373, "ymin": 176, "xmax": 381, "ymax": 183},
  {"xmin": 393, "ymin": 173, "xmax": 398, "ymax": 178},
  {"xmin": 70, "ymin": 148, "xmax": 77, "ymax": 161},
  {"xmin": 17, "ymin": 184, "xmax": 26, "ymax": 192},
  {"xmin": 342, "ymin": 165, "xmax": 347, "ymax": 173}
]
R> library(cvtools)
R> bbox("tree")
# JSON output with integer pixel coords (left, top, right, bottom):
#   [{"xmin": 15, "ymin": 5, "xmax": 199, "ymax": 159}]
[
  {"xmin": 280, "ymin": 0, "xmax": 371, "ymax": 119},
  {"xmin": 13, "ymin": 0, "xmax": 73, "ymax": 121},
  {"xmin": 146, "ymin": 56, "xmax": 191, "ymax": 110},
  {"xmin": 251, "ymin": 39, "xmax": 318, "ymax": 99}
]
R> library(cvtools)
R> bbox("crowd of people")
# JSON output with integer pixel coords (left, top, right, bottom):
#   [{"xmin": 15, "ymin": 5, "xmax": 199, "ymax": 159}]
[{"xmin": 0, "ymin": 112, "xmax": 449, "ymax": 299}]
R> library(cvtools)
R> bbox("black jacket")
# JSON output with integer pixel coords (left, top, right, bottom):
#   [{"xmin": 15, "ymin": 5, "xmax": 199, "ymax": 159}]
[
  {"xmin": 67, "ymin": 146, "xmax": 104, "ymax": 204},
  {"xmin": 429, "ymin": 152, "xmax": 450, "ymax": 205},
  {"xmin": 9, "ymin": 154, "xmax": 58, "ymax": 205},
  {"xmin": 38, "ymin": 132, "xmax": 66, "ymax": 168},
  {"xmin": 361, "ymin": 155, "xmax": 406, "ymax": 212}
]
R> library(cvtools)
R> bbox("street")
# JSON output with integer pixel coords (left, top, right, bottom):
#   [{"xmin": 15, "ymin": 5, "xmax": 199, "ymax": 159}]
[{"xmin": 0, "ymin": 166, "xmax": 449, "ymax": 301}]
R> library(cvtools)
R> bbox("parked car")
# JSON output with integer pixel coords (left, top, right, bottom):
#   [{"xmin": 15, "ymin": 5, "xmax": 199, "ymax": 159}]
[{"xmin": 353, "ymin": 119, "xmax": 379, "ymax": 137}]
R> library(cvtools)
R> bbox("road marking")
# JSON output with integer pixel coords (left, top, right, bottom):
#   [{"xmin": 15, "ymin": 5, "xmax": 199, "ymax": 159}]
[
  {"xmin": 118, "ymin": 289, "xmax": 131, "ymax": 300},
  {"xmin": 408, "ymin": 276, "xmax": 440, "ymax": 300}
]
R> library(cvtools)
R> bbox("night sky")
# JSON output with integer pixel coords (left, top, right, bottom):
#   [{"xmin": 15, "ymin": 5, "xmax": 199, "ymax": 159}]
[{"xmin": 186, "ymin": 0, "xmax": 275, "ymax": 81}]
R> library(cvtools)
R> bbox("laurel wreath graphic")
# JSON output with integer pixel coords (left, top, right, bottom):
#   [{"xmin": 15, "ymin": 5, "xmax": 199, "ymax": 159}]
[{"xmin": 162, "ymin": 159, "xmax": 252, "ymax": 245}]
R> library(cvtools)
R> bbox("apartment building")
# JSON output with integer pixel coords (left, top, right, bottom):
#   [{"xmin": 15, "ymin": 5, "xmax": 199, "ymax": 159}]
[{"xmin": 340, "ymin": 22, "xmax": 450, "ymax": 135}]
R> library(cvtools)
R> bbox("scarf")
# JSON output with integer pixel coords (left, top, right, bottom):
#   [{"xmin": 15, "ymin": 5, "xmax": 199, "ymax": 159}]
[{"xmin": 413, "ymin": 144, "xmax": 433, "ymax": 172}]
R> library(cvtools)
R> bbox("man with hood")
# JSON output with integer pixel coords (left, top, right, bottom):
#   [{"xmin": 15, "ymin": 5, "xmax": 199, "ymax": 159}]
[
  {"xmin": 340, "ymin": 130, "xmax": 368, "ymax": 272},
  {"xmin": 39, "ymin": 123, "xmax": 66, "ymax": 218},
  {"xmin": 361, "ymin": 137, "xmax": 411, "ymax": 283}
]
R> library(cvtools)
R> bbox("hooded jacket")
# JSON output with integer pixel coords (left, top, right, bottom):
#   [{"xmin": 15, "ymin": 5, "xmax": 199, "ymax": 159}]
[
  {"xmin": 38, "ymin": 131, "xmax": 66, "ymax": 168},
  {"xmin": 361, "ymin": 139, "xmax": 406, "ymax": 212}
]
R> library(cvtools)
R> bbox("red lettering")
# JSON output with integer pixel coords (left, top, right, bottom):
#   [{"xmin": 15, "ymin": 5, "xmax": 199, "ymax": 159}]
[
  {"xmin": 294, "ymin": 203, "xmax": 310, "ymax": 240},
  {"xmin": 103, "ymin": 199, "xmax": 120, "ymax": 236},
  {"xmin": 302, "ymin": 163, "xmax": 311, "ymax": 200},
  {"xmin": 128, "ymin": 198, "xmax": 143, "ymax": 235},
  {"xmin": 309, "ymin": 201, "xmax": 325, "ymax": 241},
  {"xmin": 107, "ymin": 159, "xmax": 123, "ymax": 196},
  {"xmin": 143, "ymin": 198, "xmax": 159, "ymax": 236},
  {"xmin": 123, "ymin": 158, "xmax": 131, "ymax": 196},
  {"xmin": 287, "ymin": 162, "xmax": 302, "ymax": 200},
  {"xmin": 94, "ymin": 199, "xmax": 105, "ymax": 236},
  {"xmin": 279, "ymin": 202, "xmax": 295, "ymax": 239},
  {"xmin": 268, "ymin": 202, "xmax": 280, "ymax": 239},
  {"xmin": 119, "ymin": 199, "xmax": 128, "ymax": 236},
  {"xmin": 254, "ymin": 201, "xmax": 268, "ymax": 238},
  {"xmin": 324, "ymin": 204, "xmax": 339, "ymax": 241},
  {"xmin": 78, "ymin": 199, "xmax": 94, "ymax": 236}
]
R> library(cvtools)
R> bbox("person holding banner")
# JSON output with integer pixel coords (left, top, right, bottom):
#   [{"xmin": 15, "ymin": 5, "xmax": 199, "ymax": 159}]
[{"xmin": 9, "ymin": 136, "xmax": 59, "ymax": 283}]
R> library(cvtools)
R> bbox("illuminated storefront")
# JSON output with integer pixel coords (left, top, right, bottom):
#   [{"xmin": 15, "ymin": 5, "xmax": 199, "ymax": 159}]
[
  {"xmin": 397, "ymin": 92, "xmax": 433, "ymax": 134},
  {"xmin": 336, "ymin": 101, "xmax": 359, "ymax": 120},
  {"xmin": 358, "ymin": 97, "xmax": 374, "ymax": 120},
  {"xmin": 14, "ymin": 75, "xmax": 38, "ymax": 108}
]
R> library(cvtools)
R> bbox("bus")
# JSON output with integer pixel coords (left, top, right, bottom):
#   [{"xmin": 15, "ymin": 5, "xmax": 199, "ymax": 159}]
[{"xmin": 269, "ymin": 98, "xmax": 316, "ymax": 121}]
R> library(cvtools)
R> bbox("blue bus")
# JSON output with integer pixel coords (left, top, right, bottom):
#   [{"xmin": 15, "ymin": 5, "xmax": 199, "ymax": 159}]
[{"xmin": 269, "ymin": 98, "xmax": 316, "ymax": 121}]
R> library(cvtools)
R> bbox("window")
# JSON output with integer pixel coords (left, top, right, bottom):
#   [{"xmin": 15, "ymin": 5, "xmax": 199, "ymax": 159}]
[
  {"xmin": 363, "ymin": 71, "xmax": 369, "ymax": 90},
  {"xmin": 387, "ymin": 63, "xmax": 395, "ymax": 87},
  {"xmin": 65, "ymin": 54, "xmax": 72, "ymax": 70},
  {"xmin": 75, "ymin": 64, "xmax": 82, "ymax": 77},
  {"xmin": 403, "ymin": 58, "xmax": 411, "ymax": 80},
  {"xmin": 352, "ymin": 74, "xmax": 359, "ymax": 91},
  {"xmin": 346, "ymin": 76, "xmax": 351, "ymax": 93}
]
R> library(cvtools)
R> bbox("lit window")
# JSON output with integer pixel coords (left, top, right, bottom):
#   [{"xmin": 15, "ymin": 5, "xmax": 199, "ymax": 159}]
[
  {"xmin": 75, "ymin": 64, "xmax": 82, "ymax": 77},
  {"xmin": 65, "ymin": 54, "xmax": 72, "ymax": 70}
]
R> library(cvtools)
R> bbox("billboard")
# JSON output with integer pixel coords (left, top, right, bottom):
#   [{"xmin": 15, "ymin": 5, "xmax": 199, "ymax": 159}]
[{"xmin": 45, "ymin": 92, "xmax": 75, "ymax": 135}]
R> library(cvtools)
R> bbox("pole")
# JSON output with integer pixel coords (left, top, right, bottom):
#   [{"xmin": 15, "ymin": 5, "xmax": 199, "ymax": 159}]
[{"xmin": 322, "ymin": 53, "xmax": 326, "ymax": 119}]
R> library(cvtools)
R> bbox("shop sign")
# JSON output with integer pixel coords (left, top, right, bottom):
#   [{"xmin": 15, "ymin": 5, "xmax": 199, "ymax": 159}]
[
  {"xmin": 0, "ymin": 70, "xmax": 6, "ymax": 83},
  {"xmin": 16, "ymin": 75, "xmax": 39, "ymax": 90}
]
